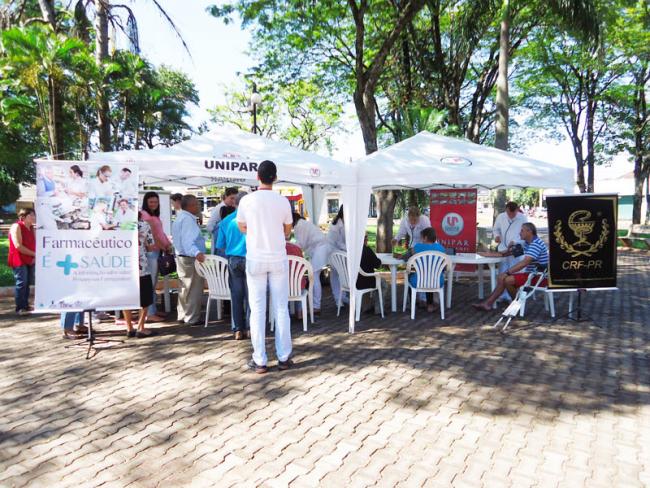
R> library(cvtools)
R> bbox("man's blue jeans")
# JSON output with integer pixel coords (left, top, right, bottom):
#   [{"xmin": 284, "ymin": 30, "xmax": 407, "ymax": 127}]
[
  {"xmin": 12, "ymin": 264, "xmax": 34, "ymax": 312},
  {"xmin": 228, "ymin": 256, "xmax": 249, "ymax": 332}
]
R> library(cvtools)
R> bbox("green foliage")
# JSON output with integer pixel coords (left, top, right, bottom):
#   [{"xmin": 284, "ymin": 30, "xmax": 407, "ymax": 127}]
[
  {"xmin": 0, "ymin": 237, "xmax": 13, "ymax": 287},
  {"xmin": 209, "ymin": 79, "xmax": 343, "ymax": 153},
  {"xmin": 0, "ymin": 6, "xmax": 200, "ymax": 203}
]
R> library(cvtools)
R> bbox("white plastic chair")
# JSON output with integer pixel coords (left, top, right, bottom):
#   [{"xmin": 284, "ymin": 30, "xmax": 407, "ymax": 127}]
[
  {"xmin": 270, "ymin": 256, "xmax": 314, "ymax": 332},
  {"xmin": 194, "ymin": 255, "xmax": 230, "ymax": 328},
  {"xmin": 329, "ymin": 251, "xmax": 384, "ymax": 322},
  {"xmin": 402, "ymin": 251, "xmax": 450, "ymax": 320}
]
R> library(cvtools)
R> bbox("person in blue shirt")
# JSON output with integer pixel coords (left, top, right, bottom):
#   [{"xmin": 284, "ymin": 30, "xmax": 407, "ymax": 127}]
[
  {"xmin": 398, "ymin": 227, "xmax": 446, "ymax": 313},
  {"xmin": 473, "ymin": 222, "xmax": 549, "ymax": 311},
  {"xmin": 216, "ymin": 192, "xmax": 249, "ymax": 339},
  {"xmin": 171, "ymin": 195, "xmax": 206, "ymax": 325}
]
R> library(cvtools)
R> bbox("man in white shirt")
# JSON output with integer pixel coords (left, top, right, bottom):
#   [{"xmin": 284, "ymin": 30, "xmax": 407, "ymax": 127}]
[
  {"xmin": 392, "ymin": 207, "xmax": 430, "ymax": 248},
  {"xmin": 116, "ymin": 167, "xmax": 137, "ymax": 198},
  {"xmin": 206, "ymin": 187, "xmax": 238, "ymax": 254},
  {"xmin": 114, "ymin": 199, "xmax": 136, "ymax": 227},
  {"xmin": 493, "ymin": 201, "xmax": 527, "ymax": 301},
  {"xmin": 237, "ymin": 161, "xmax": 293, "ymax": 374}
]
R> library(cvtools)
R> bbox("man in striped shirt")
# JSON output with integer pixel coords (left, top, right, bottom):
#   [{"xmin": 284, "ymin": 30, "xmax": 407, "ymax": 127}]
[{"xmin": 473, "ymin": 223, "xmax": 548, "ymax": 311}]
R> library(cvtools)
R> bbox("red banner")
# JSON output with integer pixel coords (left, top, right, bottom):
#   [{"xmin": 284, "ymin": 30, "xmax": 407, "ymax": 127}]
[{"xmin": 430, "ymin": 189, "xmax": 477, "ymax": 271}]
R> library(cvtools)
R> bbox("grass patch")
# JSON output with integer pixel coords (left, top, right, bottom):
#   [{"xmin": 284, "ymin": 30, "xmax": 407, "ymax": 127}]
[
  {"xmin": 617, "ymin": 228, "xmax": 650, "ymax": 249},
  {"xmin": 0, "ymin": 237, "xmax": 13, "ymax": 287}
]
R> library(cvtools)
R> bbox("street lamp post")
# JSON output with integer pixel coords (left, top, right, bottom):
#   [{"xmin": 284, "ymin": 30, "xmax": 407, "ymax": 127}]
[{"xmin": 250, "ymin": 83, "xmax": 262, "ymax": 134}]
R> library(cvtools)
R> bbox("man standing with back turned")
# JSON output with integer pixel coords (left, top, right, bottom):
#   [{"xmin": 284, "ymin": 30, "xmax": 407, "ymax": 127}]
[{"xmin": 237, "ymin": 160, "xmax": 293, "ymax": 374}]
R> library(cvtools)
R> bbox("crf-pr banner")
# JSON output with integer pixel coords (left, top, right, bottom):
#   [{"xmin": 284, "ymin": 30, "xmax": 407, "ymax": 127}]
[
  {"xmin": 430, "ymin": 189, "xmax": 477, "ymax": 271},
  {"xmin": 547, "ymin": 194, "xmax": 618, "ymax": 289},
  {"xmin": 35, "ymin": 162, "xmax": 140, "ymax": 311}
]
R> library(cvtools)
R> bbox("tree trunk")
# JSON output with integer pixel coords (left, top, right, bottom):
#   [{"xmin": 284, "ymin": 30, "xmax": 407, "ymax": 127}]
[
  {"xmin": 353, "ymin": 86, "xmax": 398, "ymax": 250},
  {"xmin": 645, "ymin": 176, "xmax": 650, "ymax": 224},
  {"xmin": 47, "ymin": 75, "xmax": 64, "ymax": 159},
  {"xmin": 37, "ymin": 0, "xmax": 56, "ymax": 28},
  {"xmin": 376, "ymin": 190, "xmax": 398, "ymax": 253},
  {"xmin": 96, "ymin": 0, "xmax": 111, "ymax": 151},
  {"xmin": 586, "ymin": 99, "xmax": 596, "ymax": 193},
  {"xmin": 632, "ymin": 165, "xmax": 644, "ymax": 225},
  {"xmin": 493, "ymin": 0, "xmax": 510, "ymax": 218}
]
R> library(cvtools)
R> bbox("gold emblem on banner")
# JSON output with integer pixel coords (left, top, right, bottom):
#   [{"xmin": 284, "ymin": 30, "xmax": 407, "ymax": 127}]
[{"xmin": 553, "ymin": 210, "xmax": 609, "ymax": 258}]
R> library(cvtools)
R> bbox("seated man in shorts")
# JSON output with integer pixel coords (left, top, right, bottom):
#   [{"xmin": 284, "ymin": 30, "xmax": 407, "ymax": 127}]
[{"xmin": 472, "ymin": 222, "xmax": 548, "ymax": 311}]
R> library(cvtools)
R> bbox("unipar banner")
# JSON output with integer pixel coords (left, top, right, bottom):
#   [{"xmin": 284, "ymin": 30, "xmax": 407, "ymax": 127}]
[{"xmin": 34, "ymin": 161, "xmax": 140, "ymax": 311}]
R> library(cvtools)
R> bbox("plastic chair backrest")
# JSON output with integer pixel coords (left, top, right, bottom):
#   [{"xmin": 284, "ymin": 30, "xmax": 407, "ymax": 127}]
[
  {"xmin": 287, "ymin": 255, "xmax": 313, "ymax": 298},
  {"xmin": 406, "ymin": 251, "xmax": 450, "ymax": 289},
  {"xmin": 195, "ymin": 255, "xmax": 230, "ymax": 297},
  {"xmin": 329, "ymin": 251, "xmax": 350, "ymax": 289}
]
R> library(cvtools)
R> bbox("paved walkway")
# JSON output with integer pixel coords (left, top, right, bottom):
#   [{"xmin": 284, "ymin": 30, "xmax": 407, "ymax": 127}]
[{"xmin": 1, "ymin": 252, "xmax": 649, "ymax": 487}]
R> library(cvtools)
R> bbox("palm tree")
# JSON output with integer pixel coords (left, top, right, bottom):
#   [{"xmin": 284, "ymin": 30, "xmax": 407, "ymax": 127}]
[{"xmin": 1, "ymin": 25, "xmax": 85, "ymax": 158}]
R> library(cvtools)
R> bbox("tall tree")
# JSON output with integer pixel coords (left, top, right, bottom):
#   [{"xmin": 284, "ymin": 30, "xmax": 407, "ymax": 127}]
[
  {"xmin": 211, "ymin": 0, "xmax": 427, "ymax": 251},
  {"xmin": 608, "ymin": 0, "xmax": 649, "ymax": 223}
]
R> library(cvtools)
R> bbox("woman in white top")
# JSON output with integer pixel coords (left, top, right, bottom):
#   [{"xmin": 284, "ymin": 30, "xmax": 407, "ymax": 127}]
[
  {"xmin": 65, "ymin": 165, "xmax": 87, "ymax": 199},
  {"xmin": 89, "ymin": 165, "xmax": 116, "ymax": 199},
  {"xmin": 392, "ymin": 207, "xmax": 430, "ymax": 248},
  {"xmin": 292, "ymin": 213, "xmax": 331, "ymax": 313},
  {"xmin": 326, "ymin": 206, "xmax": 347, "ymax": 306}
]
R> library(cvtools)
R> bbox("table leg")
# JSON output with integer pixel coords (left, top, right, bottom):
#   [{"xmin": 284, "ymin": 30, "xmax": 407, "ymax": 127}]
[
  {"xmin": 489, "ymin": 264, "xmax": 497, "ymax": 309},
  {"xmin": 446, "ymin": 264, "xmax": 455, "ymax": 309},
  {"xmin": 390, "ymin": 265, "xmax": 397, "ymax": 313},
  {"xmin": 478, "ymin": 264, "xmax": 485, "ymax": 299}
]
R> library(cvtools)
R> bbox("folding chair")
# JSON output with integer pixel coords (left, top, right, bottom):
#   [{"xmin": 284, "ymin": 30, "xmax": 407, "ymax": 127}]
[{"xmin": 493, "ymin": 264, "xmax": 553, "ymax": 333}]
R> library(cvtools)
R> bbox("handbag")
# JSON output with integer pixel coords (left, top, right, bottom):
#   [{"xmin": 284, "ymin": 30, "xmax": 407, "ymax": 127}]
[{"xmin": 157, "ymin": 250, "xmax": 177, "ymax": 276}]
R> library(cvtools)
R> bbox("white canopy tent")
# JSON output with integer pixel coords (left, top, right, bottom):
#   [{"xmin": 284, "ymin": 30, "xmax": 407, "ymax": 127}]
[
  {"xmin": 343, "ymin": 131, "xmax": 575, "ymax": 333},
  {"xmin": 71, "ymin": 127, "xmax": 574, "ymax": 334},
  {"xmin": 88, "ymin": 126, "xmax": 350, "ymax": 224}
]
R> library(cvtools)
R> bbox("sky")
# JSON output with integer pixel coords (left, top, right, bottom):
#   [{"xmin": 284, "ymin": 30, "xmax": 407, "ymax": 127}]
[{"xmin": 130, "ymin": 0, "xmax": 632, "ymax": 177}]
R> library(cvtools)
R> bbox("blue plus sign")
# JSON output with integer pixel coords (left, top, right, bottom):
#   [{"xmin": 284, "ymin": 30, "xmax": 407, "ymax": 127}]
[{"xmin": 56, "ymin": 255, "xmax": 79, "ymax": 275}]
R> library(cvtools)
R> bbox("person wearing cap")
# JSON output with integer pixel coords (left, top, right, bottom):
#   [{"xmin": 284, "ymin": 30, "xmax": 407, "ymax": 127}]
[{"xmin": 237, "ymin": 160, "xmax": 294, "ymax": 374}]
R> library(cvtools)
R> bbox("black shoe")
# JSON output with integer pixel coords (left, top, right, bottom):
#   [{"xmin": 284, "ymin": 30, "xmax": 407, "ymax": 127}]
[
  {"xmin": 136, "ymin": 329, "xmax": 156, "ymax": 338},
  {"xmin": 126, "ymin": 330, "xmax": 136, "ymax": 338},
  {"xmin": 278, "ymin": 358, "xmax": 295, "ymax": 371},
  {"xmin": 247, "ymin": 359, "xmax": 268, "ymax": 374}
]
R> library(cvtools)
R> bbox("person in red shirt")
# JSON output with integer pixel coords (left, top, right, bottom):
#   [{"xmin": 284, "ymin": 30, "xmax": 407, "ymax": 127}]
[{"xmin": 8, "ymin": 208, "xmax": 36, "ymax": 315}]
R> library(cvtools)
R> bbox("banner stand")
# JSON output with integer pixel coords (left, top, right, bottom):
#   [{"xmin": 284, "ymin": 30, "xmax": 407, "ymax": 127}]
[{"xmin": 64, "ymin": 310, "xmax": 124, "ymax": 360}]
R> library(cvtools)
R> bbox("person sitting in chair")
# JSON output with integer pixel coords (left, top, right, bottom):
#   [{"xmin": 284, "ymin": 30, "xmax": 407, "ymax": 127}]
[
  {"xmin": 397, "ymin": 227, "xmax": 446, "ymax": 313},
  {"xmin": 472, "ymin": 222, "xmax": 548, "ymax": 311},
  {"xmin": 357, "ymin": 234, "xmax": 386, "ymax": 315}
]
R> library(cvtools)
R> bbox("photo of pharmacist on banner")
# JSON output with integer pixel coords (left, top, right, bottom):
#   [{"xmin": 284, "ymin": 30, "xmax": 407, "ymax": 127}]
[{"xmin": 36, "ymin": 164, "xmax": 92, "ymax": 231}]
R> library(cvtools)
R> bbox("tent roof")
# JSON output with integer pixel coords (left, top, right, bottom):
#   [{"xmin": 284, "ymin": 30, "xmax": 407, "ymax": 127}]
[
  {"xmin": 87, "ymin": 126, "xmax": 349, "ymax": 187},
  {"xmin": 354, "ymin": 131, "xmax": 574, "ymax": 191}
]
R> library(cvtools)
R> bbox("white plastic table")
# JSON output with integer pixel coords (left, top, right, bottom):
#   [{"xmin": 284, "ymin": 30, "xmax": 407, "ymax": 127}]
[
  {"xmin": 377, "ymin": 253, "xmax": 404, "ymax": 312},
  {"xmin": 447, "ymin": 253, "xmax": 505, "ymax": 308}
]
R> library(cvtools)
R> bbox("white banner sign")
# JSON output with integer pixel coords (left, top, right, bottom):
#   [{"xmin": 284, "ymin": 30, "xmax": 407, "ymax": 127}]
[{"xmin": 35, "ymin": 162, "xmax": 140, "ymax": 311}]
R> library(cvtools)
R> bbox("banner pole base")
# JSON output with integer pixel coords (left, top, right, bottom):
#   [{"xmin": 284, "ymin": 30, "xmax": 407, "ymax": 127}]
[{"xmin": 64, "ymin": 310, "xmax": 124, "ymax": 359}]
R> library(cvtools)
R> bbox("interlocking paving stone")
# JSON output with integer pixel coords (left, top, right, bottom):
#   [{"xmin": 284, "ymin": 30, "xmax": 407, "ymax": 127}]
[{"xmin": 0, "ymin": 250, "xmax": 649, "ymax": 487}]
